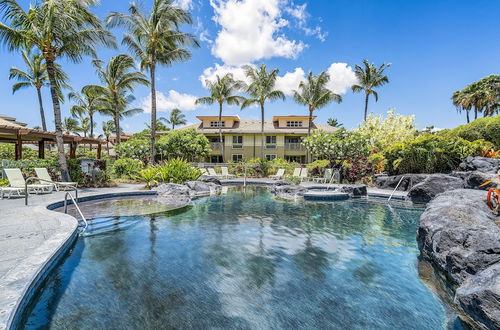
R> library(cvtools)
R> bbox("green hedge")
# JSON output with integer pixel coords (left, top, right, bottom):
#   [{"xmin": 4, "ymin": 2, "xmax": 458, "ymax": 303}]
[{"xmin": 439, "ymin": 115, "xmax": 500, "ymax": 148}]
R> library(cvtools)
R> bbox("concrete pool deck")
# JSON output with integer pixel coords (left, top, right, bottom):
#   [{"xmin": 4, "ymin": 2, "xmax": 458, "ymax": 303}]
[{"xmin": 0, "ymin": 181, "xmax": 407, "ymax": 329}]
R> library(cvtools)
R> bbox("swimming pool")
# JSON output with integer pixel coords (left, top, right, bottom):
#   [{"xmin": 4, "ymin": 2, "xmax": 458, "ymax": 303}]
[{"xmin": 19, "ymin": 187, "xmax": 462, "ymax": 329}]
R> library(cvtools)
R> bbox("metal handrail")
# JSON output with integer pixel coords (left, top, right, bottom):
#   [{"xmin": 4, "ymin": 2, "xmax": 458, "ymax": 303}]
[
  {"xmin": 24, "ymin": 177, "xmax": 78, "ymax": 206},
  {"xmin": 64, "ymin": 192, "xmax": 88, "ymax": 232},
  {"xmin": 388, "ymin": 176, "xmax": 406, "ymax": 202}
]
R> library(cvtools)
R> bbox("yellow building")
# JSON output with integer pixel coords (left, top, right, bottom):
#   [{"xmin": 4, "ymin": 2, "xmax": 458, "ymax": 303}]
[{"xmin": 182, "ymin": 115, "xmax": 336, "ymax": 163}]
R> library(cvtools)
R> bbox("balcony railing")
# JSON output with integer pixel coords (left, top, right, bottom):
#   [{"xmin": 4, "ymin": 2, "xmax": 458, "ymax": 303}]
[
  {"xmin": 285, "ymin": 143, "xmax": 305, "ymax": 151},
  {"xmin": 210, "ymin": 142, "xmax": 223, "ymax": 150}
]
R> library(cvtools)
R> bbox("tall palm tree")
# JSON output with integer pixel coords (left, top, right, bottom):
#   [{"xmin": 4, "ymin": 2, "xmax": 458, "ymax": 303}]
[
  {"xmin": 241, "ymin": 64, "xmax": 285, "ymax": 159},
  {"xmin": 101, "ymin": 120, "xmax": 115, "ymax": 156},
  {"xmin": 62, "ymin": 117, "xmax": 81, "ymax": 135},
  {"xmin": 196, "ymin": 74, "xmax": 244, "ymax": 161},
  {"xmin": 453, "ymin": 75, "xmax": 500, "ymax": 122},
  {"xmin": 352, "ymin": 60, "xmax": 391, "ymax": 121},
  {"xmin": 90, "ymin": 54, "xmax": 149, "ymax": 144},
  {"xmin": 68, "ymin": 85, "xmax": 103, "ymax": 138},
  {"xmin": 107, "ymin": 0, "xmax": 200, "ymax": 164},
  {"xmin": 0, "ymin": 0, "xmax": 116, "ymax": 181},
  {"xmin": 452, "ymin": 90, "xmax": 472, "ymax": 123},
  {"xmin": 163, "ymin": 108, "xmax": 186, "ymax": 129},
  {"xmin": 293, "ymin": 71, "xmax": 342, "ymax": 136}
]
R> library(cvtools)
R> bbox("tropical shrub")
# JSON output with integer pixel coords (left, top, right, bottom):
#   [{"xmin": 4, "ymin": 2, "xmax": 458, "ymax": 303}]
[
  {"xmin": 307, "ymin": 159, "xmax": 330, "ymax": 176},
  {"xmin": 268, "ymin": 158, "xmax": 300, "ymax": 176},
  {"xmin": 67, "ymin": 159, "xmax": 110, "ymax": 187},
  {"xmin": 113, "ymin": 158, "xmax": 143, "ymax": 178},
  {"xmin": 0, "ymin": 178, "xmax": 9, "ymax": 187},
  {"xmin": 384, "ymin": 135, "xmax": 487, "ymax": 175},
  {"xmin": 157, "ymin": 129, "xmax": 211, "ymax": 161},
  {"xmin": 136, "ymin": 166, "xmax": 158, "ymax": 189},
  {"xmin": 155, "ymin": 158, "xmax": 201, "ymax": 184},
  {"xmin": 115, "ymin": 137, "xmax": 150, "ymax": 161},
  {"xmin": 230, "ymin": 158, "xmax": 271, "ymax": 177},
  {"xmin": 356, "ymin": 109, "xmax": 417, "ymax": 152},
  {"xmin": 0, "ymin": 144, "xmax": 40, "ymax": 160},
  {"xmin": 439, "ymin": 115, "xmax": 500, "ymax": 148},
  {"xmin": 342, "ymin": 156, "xmax": 374, "ymax": 183}
]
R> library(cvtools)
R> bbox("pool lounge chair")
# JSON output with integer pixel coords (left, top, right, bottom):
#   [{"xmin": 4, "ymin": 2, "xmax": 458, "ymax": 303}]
[
  {"xmin": 221, "ymin": 167, "xmax": 235, "ymax": 179},
  {"xmin": 313, "ymin": 169, "xmax": 333, "ymax": 183},
  {"xmin": 270, "ymin": 168, "xmax": 285, "ymax": 180},
  {"xmin": 207, "ymin": 168, "xmax": 221, "ymax": 177},
  {"xmin": 300, "ymin": 168, "xmax": 309, "ymax": 182},
  {"xmin": 3, "ymin": 168, "xmax": 53, "ymax": 194},
  {"xmin": 35, "ymin": 168, "xmax": 77, "ymax": 191},
  {"xmin": 0, "ymin": 186, "xmax": 25, "ymax": 199},
  {"xmin": 199, "ymin": 168, "xmax": 209, "ymax": 176},
  {"xmin": 292, "ymin": 168, "xmax": 302, "ymax": 178}
]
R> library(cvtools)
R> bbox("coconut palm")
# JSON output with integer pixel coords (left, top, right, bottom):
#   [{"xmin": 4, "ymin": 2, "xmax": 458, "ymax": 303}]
[
  {"xmin": 0, "ymin": 0, "xmax": 116, "ymax": 181},
  {"xmin": 241, "ymin": 64, "xmax": 285, "ymax": 159},
  {"xmin": 352, "ymin": 60, "xmax": 391, "ymax": 121},
  {"xmin": 107, "ymin": 0, "xmax": 200, "ymax": 164},
  {"xmin": 453, "ymin": 75, "xmax": 500, "ymax": 122},
  {"xmin": 62, "ymin": 117, "xmax": 81, "ymax": 135},
  {"xmin": 196, "ymin": 74, "xmax": 244, "ymax": 161},
  {"xmin": 327, "ymin": 118, "xmax": 343, "ymax": 128},
  {"xmin": 162, "ymin": 108, "xmax": 186, "ymax": 129},
  {"xmin": 293, "ymin": 71, "xmax": 342, "ymax": 136},
  {"xmin": 68, "ymin": 85, "xmax": 104, "ymax": 139},
  {"xmin": 90, "ymin": 54, "xmax": 149, "ymax": 144},
  {"xmin": 101, "ymin": 120, "xmax": 115, "ymax": 156}
]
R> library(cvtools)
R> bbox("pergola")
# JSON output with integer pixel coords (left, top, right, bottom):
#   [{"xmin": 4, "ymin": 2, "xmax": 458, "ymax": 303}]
[{"xmin": 0, "ymin": 124, "xmax": 105, "ymax": 160}]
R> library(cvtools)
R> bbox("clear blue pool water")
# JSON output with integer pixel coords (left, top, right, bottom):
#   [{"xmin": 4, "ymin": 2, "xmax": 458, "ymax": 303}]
[{"xmin": 20, "ymin": 187, "xmax": 461, "ymax": 329}]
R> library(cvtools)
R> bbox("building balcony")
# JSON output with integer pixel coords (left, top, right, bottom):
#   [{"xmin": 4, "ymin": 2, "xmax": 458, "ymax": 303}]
[
  {"xmin": 210, "ymin": 142, "xmax": 223, "ymax": 151},
  {"xmin": 285, "ymin": 143, "xmax": 305, "ymax": 151}
]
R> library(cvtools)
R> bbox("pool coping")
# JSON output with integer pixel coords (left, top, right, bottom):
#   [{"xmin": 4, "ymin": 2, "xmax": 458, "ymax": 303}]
[{"xmin": 3, "ymin": 191, "xmax": 159, "ymax": 330}]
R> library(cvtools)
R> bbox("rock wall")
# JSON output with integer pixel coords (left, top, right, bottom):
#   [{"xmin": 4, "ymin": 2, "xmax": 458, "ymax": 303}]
[{"xmin": 417, "ymin": 189, "xmax": 500, "ymax": 329}]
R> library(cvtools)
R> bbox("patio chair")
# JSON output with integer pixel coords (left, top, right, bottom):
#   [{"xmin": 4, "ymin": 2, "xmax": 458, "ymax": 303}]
[
  {"xmin": 207, "ymin": 168, "xmax": 221, "ymax": 177},
  {"xmin": 292, "ymin": 168, "xmax": 302, "ymax": 178},
  {"xmin": 0, "ymin": 186, "xmax": 25, "ymax": 199},
  {"xmin": 35, "ymin": 168, "xmax": 78, "ymax": 191},
  {"xmin": 300, "ymin": 168, "xmax": 309, "ymax": 182},
  {"xmin": 270, "ymin": 168, "xmax": 285, "ymax": 180},
  {"xmin": 221, "ymin": 167, "xmax": 235, "ymax": 179},
  {"xmin": 313, "ymin": 169, "xmax": 334, "ymax": 183},
  {"xmin": 199, "ymin": 168, "xmax": 209, "ymax": 176},
  {"xmin": 3, "ymin": 168, "xmax": 53, "ymax": 194}
]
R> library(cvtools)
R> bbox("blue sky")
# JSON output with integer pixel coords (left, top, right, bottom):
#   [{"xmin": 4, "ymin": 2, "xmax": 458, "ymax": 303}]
[{"xmin": 1, "ymin": 0, "xmax": 499, "ymax": 134}]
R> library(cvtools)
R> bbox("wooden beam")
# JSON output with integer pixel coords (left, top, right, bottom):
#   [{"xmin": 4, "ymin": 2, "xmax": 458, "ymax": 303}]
[
  {"xmin": 38, "ymin": 140, "xmax": 45, "ymax": 159},
  {"xmin": 70, "ymin": 142, "xmax": 77, "ymax": 159},
  {"xmin": 15, "ymin": 133, "xmax": 23, "ymax": 160},
  {"xmin": 97, "ymin": 143, "xmax": 102, "ymax": 160}
]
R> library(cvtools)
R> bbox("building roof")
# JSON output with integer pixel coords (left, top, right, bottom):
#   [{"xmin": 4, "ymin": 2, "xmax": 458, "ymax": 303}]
[
  {"xmin": 0, "ymin": 115, "xmax": 27, "ymax": 128},
  {"xmin": 182, "ymin": 118, "xmax": 337, "ymax": 134}
]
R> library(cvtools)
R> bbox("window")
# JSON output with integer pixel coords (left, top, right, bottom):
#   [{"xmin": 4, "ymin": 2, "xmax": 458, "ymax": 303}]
[
  {"xmin": 232, "ymin": 136, "xmax": 243, "ymax": 148},
  {"xmin": 210, "ymin": 121, "xmax": 225, "ymax": 128},
  {"xmin": 286, "ymin": 121, "xmax": 303, "ymax": 127},
  {"xmin": 232, "ymin": 154, "xmax": 243, "ymax": 162},
  {"xmin": 265, "ymin": 154, "xmax": 277, "ymax": 161},
  {"xmin": 266, "ymin": 136, "xmax": 277, "ymax": 149}
]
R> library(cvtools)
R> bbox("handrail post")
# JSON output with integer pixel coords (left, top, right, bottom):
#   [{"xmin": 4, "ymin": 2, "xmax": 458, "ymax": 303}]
[{"xmin": 388, "ymin": 176, "xmax": 406, "ymax": 202}]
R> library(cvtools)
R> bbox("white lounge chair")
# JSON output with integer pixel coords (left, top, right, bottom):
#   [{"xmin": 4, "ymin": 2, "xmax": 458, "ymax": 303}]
[
  {"xmin": 35, "ymin": 168, "xmax": 77, "ymax": 191},
  {"xmin": 0, "ymin": 186, "xmax": 25, "ymax": 199},
  {"xmin": 199, "ymin": 168, "xmax": 209, "ymax": 176},
  {"xmin": 3, "ymin": 168, "xmax": 53, "ymax": 194},
  {"xmin": 313, "ymin": 169, "xmax": 333, "ymax": 183},
  {"xmin": 300, "ymin": 168, "xmax": 309, "ymax": 182},
  {"xmin": 292, "ymin": 168, "xmax": 302, "ymax": 178},
  {"xmin": 270, "ymin": 168, "xmax": 285, "ymax": 180},
  {"xmin": 207, "ymin": 168, "xmax": 221, "ymax": 177},
  {"xmin": 221, "ymin": 167, "xmax": 235, "ymax": 179}
]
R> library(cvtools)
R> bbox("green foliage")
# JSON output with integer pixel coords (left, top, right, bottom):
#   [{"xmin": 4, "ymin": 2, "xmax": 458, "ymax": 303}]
[
  {"xmin": 115, "ymin": 137, "xmax": 150, "ymax": 160},
  {"xmin": 155, "ymin": 159, "xmax": 201, "ymax": 184},
  {"xmin": 0, "ymin": 178, "xmax": 9, "ymax": 187},
  {"xmin": 136, "ymin": 166, "xmax": 158, "ymax": 189},
  {"xmin": 307, "ymin": 159, "xmax": 330, "ymax": 176},
  {"xmin": 439, "ymin": 115, "xmax": 500, "ymax": 148},
  {"xmin": 67, "ymin": 159, "xmax": 110, "ymax": 187},
  {"xmin": 356, "ymin": 109, "xmax": 417, "ymax": 152},
  {"xmin": 113, "ymin": 158, "xmax": 144, "ymax": 178},
  {"xmin": 302, "ymin": 129, "xmax": 371, "ymax": 165},
  {"xmin": 268, "ymin": 158, "xmax": 300, "ymax": 176},
  {"xmin": 0, "ymin": 144, "xmax": 41, "ymax": 160},
  {"xmin": 157, "ymin": 129, "xmax": 211, "ymax": 161},
  {"xmin": 385, "ymin": 135, "xmax": 487, "ymax": 175},
  {"xmin": 284, "ymin": 175, "xmax": 302, "ymax": 185}
]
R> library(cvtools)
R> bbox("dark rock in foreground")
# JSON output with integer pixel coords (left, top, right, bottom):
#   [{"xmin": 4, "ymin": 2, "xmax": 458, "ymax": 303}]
[
  {"xmin": 269, "ymin": 183, "xmax": 307, "ymax": 200},
  {"xmin": 408, "ymin": 174, "xmax": 465, "ymax": 203},
  {"xmin": 459, "ymin": 156, "xmax": 500, "ymax": 174},
  {"xmin": 375, "ymin": 174, "xmax": 429, "ymax": 191},
  {"xmin": 338, "ymin": 184, "xmax": 367, "ymax": 197},
  {"xmin": 417, "ymin": 189, "xmax": 500, "ymax": 328}
]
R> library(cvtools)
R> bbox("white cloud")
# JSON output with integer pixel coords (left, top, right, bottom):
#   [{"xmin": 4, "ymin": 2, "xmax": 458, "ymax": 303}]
[
  {"xmin": 141, "ymin": 90, "xmax": 200, "ymax": 113},
  {"xmin": 326, "ymin": 63, "xmax": 358, "ymax": 94},
  {"xmin": 285, "ymin": 2, "xmax": 328, "ymax": 42},
  {"xmin": 210, "ymin": 0, "xmax": 306, "ymax": 65},
  {"xmin": 173, "ymin": 0, "xmax": 193, "ymax": 10},
  {"xmin": 275, "ymin": 67, "xmax": 305, "ymax": 96},
  {"xmin": 199, "ymin": 63, "xmax": 254, "ymax": 87}
]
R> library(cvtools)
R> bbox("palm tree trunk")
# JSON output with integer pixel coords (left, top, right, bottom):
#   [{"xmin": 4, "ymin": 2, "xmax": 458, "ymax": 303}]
[
  {"xmin": 364, "ymin": 91, "xmax": 370, "ymax": 121},
  {"xmin": 466, "ymin": 111, "xmax": 470, "ymax": 123},
  {"xmin": 218, "ymin": 101, "xmax": 224, "ymax": 163},
  {"xmin": 106, "ymin": 137, "xmax": 110, "ymax": 156},
  {"xmin": 260, "ymin": 102, "xmax": 265, "ymax": 160},
  {"xmin": 46, "ymin": 59, "xmax": 71, "ymax": 182},
  {"xmin": 150, "ymin": 60, "xmax": 157, "ymax": 164},
  {"xmin": 114, "ymin": 113, "xmax": 120, "ymax": 160},
  {"xmin": 307, "ymin": 107, "xmax": 314, "ymax": 163},
  {"xmin": 36, "ymin": 87, "xmax": 47, "ymax": 131},
  {"xmin": 474, "ymin": 108, "xmax": 478, "ymax": 120}
]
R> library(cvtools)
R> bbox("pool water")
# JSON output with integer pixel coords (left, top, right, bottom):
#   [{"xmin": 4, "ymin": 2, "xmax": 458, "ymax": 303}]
[{"xmin": 20, "ymin": 187, "xmax": 461, "ymax": 329}]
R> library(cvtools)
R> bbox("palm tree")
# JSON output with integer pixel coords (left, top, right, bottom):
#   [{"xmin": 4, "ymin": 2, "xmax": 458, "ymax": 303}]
[
  {"xmin": 101, "ymin": 120, "xmax": 115, "ymax": 156},
  {"xmin": 453, "ymin": 75, "xmax": 500, "ymax": 122},
  {"xmin": 0, "ymin": 0, "xmax": 116, "ymax": 181},
  {"xmin": 90, "ymin": 54, "xmax": 149, "ymax": 145},
  {"xmin": 196, "ymin": 74, "xmax": 244, "ymax": 161},
  {"xmin": 68, "ymin": 85, "xmax": 104, "ymax": 139},
  {"xmin": 163, "ymin": 108, "xmax": 186, "ymax": 129},
  {"xmin": 352, "ymin": 60, "xmax": 391, "ymax": 121},
  {"xmin": 107, "ymin": 0, "xmax": 200, "ymax": 164},
  {"xmin": 241, "ymin": 64, "xmax": 285, "ymax": 159},
  {"xmin": 146, "ymin": 119, "xmax": 169, "ymax": 131},
  {"xmin": 327, "ymin": 118, "xmax": 343, "ymax": 128},
  {"xmin": 293, "ymin": 71, "xmax": 342, "ymax": 137},
  {"xmin": 62, "ymin": 117, "xmax": 81, "ymax": 135}
]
